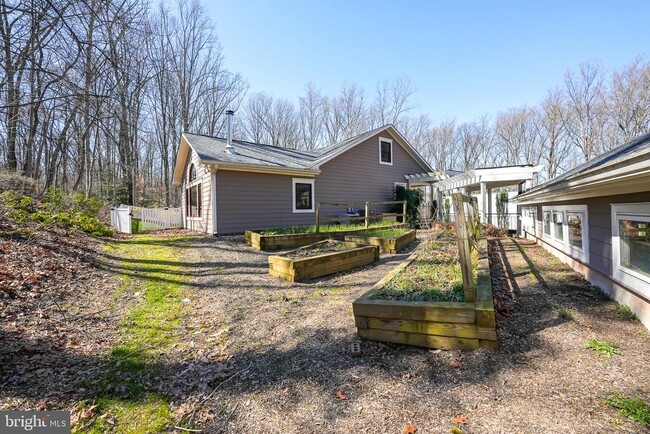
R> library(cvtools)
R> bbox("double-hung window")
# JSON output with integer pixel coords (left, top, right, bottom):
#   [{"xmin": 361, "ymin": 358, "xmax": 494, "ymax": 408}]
[
  {"xmin": 612, "ymin": 203, "xmax": 650, "ymax": 298},
  {"xmin": 379, "ymin": 137, "xmax": 393, "ymax": 165},
  {"xmin": 185, "ymin": 164, "xmax": 201, "ymax": 218},
  {"xmin": 541, "ymin": 205, "xmax": 588, "ymax": 262}
]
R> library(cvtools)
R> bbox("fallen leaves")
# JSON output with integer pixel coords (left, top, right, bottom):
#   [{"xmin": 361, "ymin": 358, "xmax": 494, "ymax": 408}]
[
  {"xmin": 452, "ymin": 415, "xmax": 468, "ymax": 424},
  {"xmin": 448, "ymin": 360, "xmax": 463, "ymax": 368},
  {"xmin": 333, "ymin": 389, "xmax": 348, "ymax": 400},
  {"xmin": 403, "ymin": 425, "xmax": 417, "ymax": 434}
]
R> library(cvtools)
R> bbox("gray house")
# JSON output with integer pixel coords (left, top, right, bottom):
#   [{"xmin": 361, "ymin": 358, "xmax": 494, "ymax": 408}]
[
  {"xmin": 514, "ymin": 132, "xmax": 650, "ymax": 329},
  {"xmin": 172, "ymin": 115, "xmax": 432, "ymax": 235}
]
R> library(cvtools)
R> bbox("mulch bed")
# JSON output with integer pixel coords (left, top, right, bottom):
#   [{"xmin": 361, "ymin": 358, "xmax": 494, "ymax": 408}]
[
  {"xmin": 283, "ymin": 240, "xmax": 355, "ymax": 259},
  {"xmin": 2, "ymin": 225, "xmax": 649, "ymax": 433}
]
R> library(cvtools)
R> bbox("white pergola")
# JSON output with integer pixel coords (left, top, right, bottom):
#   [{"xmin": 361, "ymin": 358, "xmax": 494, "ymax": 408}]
[{"xmin": 406, "ymin": 165, "xmax": 543, "ymax": 223}]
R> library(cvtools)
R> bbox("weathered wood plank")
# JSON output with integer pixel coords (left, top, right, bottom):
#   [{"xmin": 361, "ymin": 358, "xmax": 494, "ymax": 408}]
[
  {"xmin": 358, "ymin": 328, "xmax": 480, "ymax": 350},
  {"xmin": 365, "ymin": 317, "xmax": 496, "ymax": 340},
  {"xmin": 345, "ymin": 230, "xmax": 416, "ymax": 254},
  {"xmin": 353, "ymin": 299, "xmax": 476, "ymax": 323},
  {"xmin": 268, "ymin": 241, "xmax": 379, "ymax": 282}
]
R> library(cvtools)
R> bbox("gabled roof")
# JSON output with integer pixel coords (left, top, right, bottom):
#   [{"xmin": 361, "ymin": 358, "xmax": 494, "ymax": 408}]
[
  {"xmin": 514, "ymin": 132, "xmax": 650, "ymax": 204},
  {"xmin": 183, "ymin": 133, "xmax": 316, "ymax": 169},
  {"xmin": 172, "ymin": 124, "xmax": 433, "ymax": 185}
]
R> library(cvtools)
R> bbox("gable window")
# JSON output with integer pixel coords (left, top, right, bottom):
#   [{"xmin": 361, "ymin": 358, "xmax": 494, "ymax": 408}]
[
  {"xmin": 541, "ymin": 205, "xmax": 588, "ymax": 262},
  {"xmin": 379, "ymin": 137, "xmax": 393, "ymax": 165},
  {"xmin": 185, "ymin": 163, "xmax": 201, "ymax": 218},
  {"xmin": 612, "ymin": 203, "xmax": 650, "ymax": 297},
  {"xmin": 292, "ymin": 178, "xmax": 315, "ymax": 213},
  {"xmin": 189, "ymin": 163, "xmax": 197, "ymax": 183}
]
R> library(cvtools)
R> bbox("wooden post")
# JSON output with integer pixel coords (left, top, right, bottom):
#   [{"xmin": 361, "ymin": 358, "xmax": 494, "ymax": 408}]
[
  {"xmin": 451, "ymin": 193, "xmax": 476, "ymax": 302},
  {"xmin": 364, "ymin": 202, "xmax": 369, "ymax": 228},
  {"xmin": 315, "ymin": 203, "xmax": 320, "ymax": 233},
  {"xmin": 402, "ymin": 200, "xmax": 407, "ymax": 224}
]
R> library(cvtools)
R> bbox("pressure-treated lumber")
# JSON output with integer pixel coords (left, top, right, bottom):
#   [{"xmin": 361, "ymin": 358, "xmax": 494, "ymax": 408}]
[
  {"xmin": 352, "ymin": 243, "xmax": 497, "ymax": 350},
  {"xmin": 344, "ymin": 229, "xmax": 416, "ymax": 254},
  {"xmin": 268, "ymin": 241, "xmax": 379, "ymax": 282}
]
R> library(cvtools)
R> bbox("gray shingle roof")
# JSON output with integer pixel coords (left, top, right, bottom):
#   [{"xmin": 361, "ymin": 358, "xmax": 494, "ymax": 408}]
[
  {"xmin": 522, "ymin": 131, "xmax": 650, "ymax": 195},
  {"xmin": 182, "ymin": 124, "xmax": 432, "ymax": 174},
  {"xmin": 183, "ymin": 133, "xmax": 318, "ymax": 169}
]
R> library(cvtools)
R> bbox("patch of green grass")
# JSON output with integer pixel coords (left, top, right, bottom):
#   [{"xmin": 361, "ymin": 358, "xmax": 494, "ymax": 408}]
[
  {"xmin": 557, "ymin": 308, "xmax": 574, "ymax": 320},
  {"xmin": 259, "ymin": 220, "xmax": 396, "ymax": 235},
  {"xmin": 77, "ymin": 235, "xmax": 189, "ymax": 433},
  {"xmin": 371, "ymin": 240, "xmax": 476, "ymax": 302},
  {"xmin": 604, "ymin": 392, "xmax": 650, "ymax": 426},
  {"xmin": 616, "ymin": 304, "xmax": 638, "ymax": 321},
  {"xmin": 584, "ymin": 339, "xmax": 620, "ymax": 358},
  {"xmin": 356, "ymin": 228, "xmax": 408, "ymax": 238}
]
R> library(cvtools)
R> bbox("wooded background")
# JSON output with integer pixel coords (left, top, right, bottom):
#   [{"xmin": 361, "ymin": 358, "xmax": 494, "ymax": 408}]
[{"xmin": 2, "ymin": 0, "xmax": 650, "ymax": 206}]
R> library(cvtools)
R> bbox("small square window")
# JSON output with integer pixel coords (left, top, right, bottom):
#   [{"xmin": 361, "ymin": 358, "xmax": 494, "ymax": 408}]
[{"xmin": 292, "ymin": 178, "xmax": 315, "ymax": 213}]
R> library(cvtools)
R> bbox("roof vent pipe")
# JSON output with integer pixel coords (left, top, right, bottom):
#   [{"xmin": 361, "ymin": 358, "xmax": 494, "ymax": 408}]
[{"xmin": 225, "ymin": 109, "xmax": 235, "ymax": 153}]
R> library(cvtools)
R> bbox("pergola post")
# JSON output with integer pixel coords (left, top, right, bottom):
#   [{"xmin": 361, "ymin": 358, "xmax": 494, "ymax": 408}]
[{"xmin": 480, "ymin": 182, "xmax": 488, "ymax": 224}]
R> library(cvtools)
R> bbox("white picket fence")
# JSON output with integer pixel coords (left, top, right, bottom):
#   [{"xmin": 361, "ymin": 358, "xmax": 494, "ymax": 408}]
[{"xmin": 110, "ymin": 205, "xmax": 183, "ymax": 234}]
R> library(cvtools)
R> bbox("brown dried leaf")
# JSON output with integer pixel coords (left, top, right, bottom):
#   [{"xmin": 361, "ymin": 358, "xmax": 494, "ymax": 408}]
[
  {"xmin": 448, "ymin": 360, "xmax": 463, "ymax": 368},
  {"xmin": 452, "ymin": 415, "xmax": 468, "ymax": 424},
  {"xmin": 403, "ymin": 425, "xmax": 418, "ymax": 434},
  {"xmin": 333, "ymin": 389, "xmax": 347, "ymax": 400}
]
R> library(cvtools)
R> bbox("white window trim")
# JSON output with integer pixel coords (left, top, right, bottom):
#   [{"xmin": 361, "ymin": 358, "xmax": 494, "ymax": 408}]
[
  {"xmin": 612, "ymin": 202, "xmax": 650, "ymax": 297},
  {"xmin": 292, "ymin": 178, "xmax": 315, "ymax": 213},
  {"xmin": 394, "ymin": 182, "xmax": 407, "ymax": 189},
  {"xmin": 379, "ymin": 136, "xmax": 393, "ymax": 166},
  {"xmin": 541, "ymin": 205, "xmax": 589, "ymax": 262},
  {"xmin": 185, "ymin": 178, "xmax": 202, "ymax": 221}
]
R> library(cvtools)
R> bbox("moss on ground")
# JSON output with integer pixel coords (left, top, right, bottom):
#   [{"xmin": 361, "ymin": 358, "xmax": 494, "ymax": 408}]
[{"xmin": 77, "ymin": 235, "xmax": 189, "ymax": 433}]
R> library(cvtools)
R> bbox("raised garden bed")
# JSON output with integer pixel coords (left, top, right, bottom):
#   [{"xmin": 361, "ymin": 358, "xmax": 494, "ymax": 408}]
[
  {"xmin": 268, "ymin": 240, "xmax": 379, "ymax": 283},
  {"xmin": 344, "ymin": 228, "xmax": 416, "ymax": 254},
  {"xmin": 245, "ymin": 222, "xmax": 409, "ymax": 251},
  {"xmin": 352, "ymin": 240, "xmax": 496, "ymax": 350}
]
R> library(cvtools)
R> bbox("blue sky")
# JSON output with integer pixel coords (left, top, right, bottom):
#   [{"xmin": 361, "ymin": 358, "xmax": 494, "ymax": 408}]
[{"xmin": 204, "ymin": 0, "xmax": 649, "ymax": 123}]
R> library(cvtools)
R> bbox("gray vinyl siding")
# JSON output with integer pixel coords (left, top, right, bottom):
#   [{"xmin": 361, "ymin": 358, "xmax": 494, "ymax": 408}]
[
  {"xmin": 215, "ymin": 131, "xmax": 429, "ymax": 234},
  {"xmin": 524, "ymin": 191, "xmax": 650, "ymax": 279},
  {"xmin": 215, "ymin": 171, "xmax": 315, "ymax": 233},
  {"xmin": 316, "ymin": 132, "xmax": 426, "ymax": 211}
]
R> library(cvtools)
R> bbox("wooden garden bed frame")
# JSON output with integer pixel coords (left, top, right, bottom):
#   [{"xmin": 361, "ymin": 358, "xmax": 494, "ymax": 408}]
[
  {"xmin": 352, "ymin": 244, "xmax": 496, "ymax": 350},
  {"xmin": 269, "ymin": 241, "xmax": 380, "ymax": 283},
  {"xmin": 245, "ymin": 223, "xmax": 409, "ymax": 251},
  {"xmin": 344, "ymin": 229, "xmax": 416, "ymax": 254}
]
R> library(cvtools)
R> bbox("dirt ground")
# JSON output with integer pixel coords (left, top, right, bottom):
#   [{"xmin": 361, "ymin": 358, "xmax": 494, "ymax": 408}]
[
  {"xmin": 179, "ymin": 233, "xmax": 650, "ymax": 433},
  {"xmin": 2, "ymin": 229, "xmax": 649, "ymax": 433}
]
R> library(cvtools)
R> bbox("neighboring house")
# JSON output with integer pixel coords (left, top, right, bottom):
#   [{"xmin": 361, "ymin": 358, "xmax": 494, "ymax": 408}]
[
  {"xmin": 514, "ymin": 132, "xmax": 650, "ymax": 328},
  {"xmin": 172, "ymin": 112, "xmax": 432, "ymax": 235}
]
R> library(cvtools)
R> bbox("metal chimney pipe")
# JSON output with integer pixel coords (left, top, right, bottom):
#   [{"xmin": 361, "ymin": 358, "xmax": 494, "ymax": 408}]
[{"xmin": 225, "ymin": 109, "xmax": 234, "ymax": 153}]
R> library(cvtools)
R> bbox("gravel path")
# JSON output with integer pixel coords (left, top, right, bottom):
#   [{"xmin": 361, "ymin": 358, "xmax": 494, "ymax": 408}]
[{"xmin": 178, "ymin": 233, "xmax": 650, "ymax": 434}]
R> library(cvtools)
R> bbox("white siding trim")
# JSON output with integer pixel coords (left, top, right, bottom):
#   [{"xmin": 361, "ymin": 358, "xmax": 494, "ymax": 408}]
[
  {"xmin": 211, "ymin": 167, "xmax": 217, "ymax": 234},
  {"xmin": 379, "ymin": 136, "xmax": 393, "ymax": 166},
  {"xmin": 611, "ymin": 202, "xmax": 650, "ymax": 298},
  {"xmin": 292, "ymin": 178, "xmax": 315, "ymax": 213}
]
